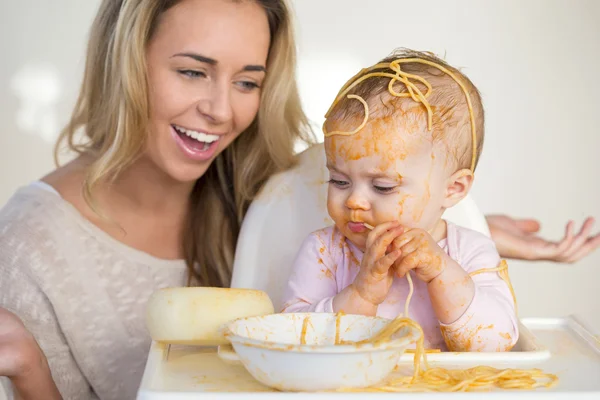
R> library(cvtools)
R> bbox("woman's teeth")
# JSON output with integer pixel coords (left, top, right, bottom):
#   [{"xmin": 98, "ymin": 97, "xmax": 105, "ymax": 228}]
[{"xmin": 173, "ymin": 125, "xmax": 219, "ymax": 145}]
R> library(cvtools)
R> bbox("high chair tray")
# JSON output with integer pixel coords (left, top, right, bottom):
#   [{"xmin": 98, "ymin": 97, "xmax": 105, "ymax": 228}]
[{"xmin": 137, "ymin": 316, "xmax": 600, "ymax": 399}]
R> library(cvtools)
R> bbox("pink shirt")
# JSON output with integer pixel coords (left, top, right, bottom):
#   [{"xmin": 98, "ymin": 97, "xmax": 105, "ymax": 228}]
[{"xmin": 281, "ymin": 221, "xmax": 518, "ymax": 352}]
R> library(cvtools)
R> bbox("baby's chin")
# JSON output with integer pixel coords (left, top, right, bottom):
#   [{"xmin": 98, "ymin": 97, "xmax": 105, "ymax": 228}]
[{"xmin": 338, "ymin": 227, "xmax": 367, "ymax": 252}]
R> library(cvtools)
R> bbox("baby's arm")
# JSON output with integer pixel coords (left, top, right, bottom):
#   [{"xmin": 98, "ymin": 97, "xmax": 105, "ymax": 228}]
[
  {"xmin": 282, "ymin": 223, "xmax": 404, "ymax": 316},
  {"xmin": 280, "ymin": 232, "xmax": 339, "ymax": 313},
  {"xmin": 436, "ymin": 233, "xmax": 519, "ymax": 352}
]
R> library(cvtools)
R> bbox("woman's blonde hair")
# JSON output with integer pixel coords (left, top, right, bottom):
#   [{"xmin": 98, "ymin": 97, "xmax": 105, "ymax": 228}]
[{"xmin": 55, "ymin": 0, "xmax": 313, "ymax": 287}]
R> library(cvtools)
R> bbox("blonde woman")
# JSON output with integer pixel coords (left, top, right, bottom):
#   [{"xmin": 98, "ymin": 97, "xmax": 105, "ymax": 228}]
[
  {"xmin": 0, "ymin": 1, "xmax": 598, "ymax": 400},
  {"xmin": 0, "ymin": 0, "xmax": 312, "ymax": 398}
]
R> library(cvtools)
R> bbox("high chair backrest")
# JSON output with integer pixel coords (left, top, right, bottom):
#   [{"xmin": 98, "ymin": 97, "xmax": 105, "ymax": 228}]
[{"xmin": 231, "ymin": 143, "xmax": 490, "ymax": 311}]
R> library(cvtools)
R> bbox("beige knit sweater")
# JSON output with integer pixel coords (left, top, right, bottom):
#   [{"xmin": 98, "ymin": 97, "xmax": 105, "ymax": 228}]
[{"xmin": 0, "ymin": 184, "xmax": 187, "ymax": 399}]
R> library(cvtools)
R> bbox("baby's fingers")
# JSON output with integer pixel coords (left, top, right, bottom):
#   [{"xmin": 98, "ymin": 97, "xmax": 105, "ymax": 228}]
[
  {"xmin": 394, "ymin": 250, "xmax": 419, "ymax": 278},
  {"xmin": 391, "ymin": 229, "xmax": 418, "ymax": 251},
  {"xmin": 372, "ymin": 226, "xmax": 404, "ymax": 255},
  {"xmin": 364, "ymin": 226, "xmax": 404, "ymax": 268},
  {"xmin": 373, "ymin": 249, "xmax": 403, "ymax": 276},
  {"xmin": 365, "ymin": 221, "xmax": 400, "ymax": 249}
]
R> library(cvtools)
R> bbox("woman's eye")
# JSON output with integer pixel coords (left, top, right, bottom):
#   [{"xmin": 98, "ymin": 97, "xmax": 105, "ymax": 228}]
[
  {"xmin": 236, "ymin": 81, "xmax": 260, "ymax": 91},
  {"xmin": 178, "ymin": 70, "xmax": 206, "ymax": 79}
]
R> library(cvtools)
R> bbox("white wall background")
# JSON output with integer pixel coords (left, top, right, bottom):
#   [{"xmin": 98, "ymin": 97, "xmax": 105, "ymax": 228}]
[{"xmin": 0, "ymin": 1, "xmax": 598, "ymax": 332}]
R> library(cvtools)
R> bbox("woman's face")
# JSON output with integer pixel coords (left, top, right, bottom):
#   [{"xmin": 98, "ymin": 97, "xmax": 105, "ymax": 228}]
[{"xmin": 145, "ymin": 0, "xmax": 270, "ymax": 183}]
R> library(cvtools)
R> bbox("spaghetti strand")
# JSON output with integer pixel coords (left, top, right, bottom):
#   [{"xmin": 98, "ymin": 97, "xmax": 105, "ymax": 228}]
[{"xmin": 323, "ymin": 57, "xmax": 478, "ymax": 171}]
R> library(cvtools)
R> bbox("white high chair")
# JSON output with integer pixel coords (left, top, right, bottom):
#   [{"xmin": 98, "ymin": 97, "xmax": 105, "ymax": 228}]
[
  {"xmin": 231, "ymin": 143, "xmax": 490, "ymax": 311},
  {"xmin": 137, "ymin": 142, "xmax": 600, "ymax": 396}
]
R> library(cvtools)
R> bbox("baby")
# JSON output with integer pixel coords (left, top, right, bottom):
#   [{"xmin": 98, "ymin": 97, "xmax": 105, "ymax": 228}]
[{"xmin": 281, "ymin": 49, "xmax": 518, "ymax": 352}]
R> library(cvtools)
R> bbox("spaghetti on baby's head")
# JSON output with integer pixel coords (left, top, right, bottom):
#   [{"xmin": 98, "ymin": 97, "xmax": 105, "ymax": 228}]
[
  {"xmin": 323, "ymin": 49, "xmax": 485, "ymax": 250},
  {"xmin": 324, "ymin": 48, "xmax": 485, "ymax": 171}
]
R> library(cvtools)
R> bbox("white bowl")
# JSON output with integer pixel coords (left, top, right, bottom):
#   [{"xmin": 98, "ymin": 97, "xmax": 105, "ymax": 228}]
[{"xmin": 219, "ymin": 312, "xmax": 419, "ymax": 392}]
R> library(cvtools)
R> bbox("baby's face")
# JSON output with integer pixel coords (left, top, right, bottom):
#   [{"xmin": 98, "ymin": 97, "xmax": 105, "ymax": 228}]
[{"xmin": 324, "ymin": 113, "xmax": 451, "ymax": 250}]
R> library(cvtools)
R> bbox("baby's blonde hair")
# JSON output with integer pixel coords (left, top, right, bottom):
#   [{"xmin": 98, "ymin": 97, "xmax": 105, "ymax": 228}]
[{"xmin": 326, "ymin": 48, "xmax": 485, "ymax": 171}]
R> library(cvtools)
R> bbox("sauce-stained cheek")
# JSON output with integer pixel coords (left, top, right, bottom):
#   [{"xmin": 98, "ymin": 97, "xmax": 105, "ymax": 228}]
[
  {"xmin": 397, "ymin": 194, "xmax": 411, "ymax": 219},
  {"xmin": 327, "ymin": 195, "xmax": 346, "ymax": 227},
  {"xmin": 411, "ymin": 152, "xmax": 435, "ymax": 222},
  {"xmin": 375, "ymin": 193, "xmax": 412, "ymax": 225}
]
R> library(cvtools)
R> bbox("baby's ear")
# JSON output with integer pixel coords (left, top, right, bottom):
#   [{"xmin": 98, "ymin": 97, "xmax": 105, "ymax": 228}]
[{"xmin": 443, "ymin": 169, "xmax": 474, "ymax": 208}]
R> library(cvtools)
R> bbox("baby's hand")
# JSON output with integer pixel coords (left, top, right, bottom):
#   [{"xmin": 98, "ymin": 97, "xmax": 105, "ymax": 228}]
[
  {"xmin": 392, "ymin": 228, "xmax": 449, "ymax": 283},
  {"xmin": 352, "ymin": 221, "xmax": 404, "ymax": 306}
]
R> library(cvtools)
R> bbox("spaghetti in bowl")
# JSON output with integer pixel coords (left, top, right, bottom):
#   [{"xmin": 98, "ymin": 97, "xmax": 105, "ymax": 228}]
[{"xmin": 219, "ymin": 312, "xmax": 419, "ymax": 391}]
